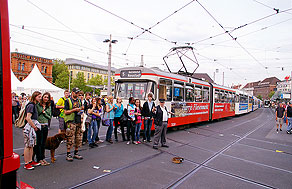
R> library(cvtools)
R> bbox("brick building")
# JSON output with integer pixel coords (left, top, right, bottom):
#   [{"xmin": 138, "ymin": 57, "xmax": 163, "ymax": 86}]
[
  {"xmin": 11, "ymin": 52, "xmax": 53, "ymax": 83},
  {"xmin": 253, "ymin": 77, "xmax": 280, "ymax": 100}
]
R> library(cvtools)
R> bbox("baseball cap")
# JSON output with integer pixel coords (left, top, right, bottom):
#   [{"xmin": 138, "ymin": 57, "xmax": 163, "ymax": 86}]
[{"xmin": 72, "ymin": 88, "xmax": 80, "ymax": 93}]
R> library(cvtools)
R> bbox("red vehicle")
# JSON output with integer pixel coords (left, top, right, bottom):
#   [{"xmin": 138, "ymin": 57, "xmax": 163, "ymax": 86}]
[
  {"xmin": 114, "ymin": 67, "xmax": 236, "ymax": 130},
  {"xmin": 0, "ymin": 0, "xmax": 21, "ymax": 188}
]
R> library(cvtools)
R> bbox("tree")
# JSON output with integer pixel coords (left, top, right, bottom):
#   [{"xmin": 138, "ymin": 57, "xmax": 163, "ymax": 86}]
[
  {"xmin": 88, "ymin": 75, "xmax": 103, "ymax": 86},
  {"xmin": 52, "ymin": 59, "xmax": 68, "ymax": 83},
  {"xmin": 257, "ymin": 95, "xmax": 263, "ymax": 100},
  {"xmin": 55, "ymin": 70, "xmax": 69, "ymax": 89},
  {"xmin": 71, "ymin": 72, "xmax": 91, "ymax": 92},
  {"xmin": 268, "ymin": 91, "xmax": 275, "ymax": 99},
  {"xmin": 103, "ymin": 77, "xmax": 115, "ymax": 86}
]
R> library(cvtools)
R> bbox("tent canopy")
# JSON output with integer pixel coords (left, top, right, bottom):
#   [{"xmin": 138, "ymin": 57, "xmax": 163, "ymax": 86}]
[{"xmin": 11, "ymin": 70, "xmax": 23, "ymax": 90}]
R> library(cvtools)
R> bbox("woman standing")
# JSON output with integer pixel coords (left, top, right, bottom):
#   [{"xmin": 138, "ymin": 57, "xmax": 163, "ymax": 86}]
[
  {"xmin": 87, "ymin": 97, "xmax": 100, "ymax": 148},
  {"xmin": 126, "ymin": 97, "xmax": 136, "ymax": 145},
  {"xmin": 35, "ymin": 92, "xmax": 52, "ymax": 166},
  {"xmin": 95, "ymin": 98, "xmax": 104, "ymax": 143},
  {"xmin": 134, "ymin": 99, "xmax": 142, "ymax": 144},
  {"xmin": 105, "ymin": 96, "xmax": 115, "ymax": 143},
  {"xmin": 23, "ymin": 91, "xmax": 42, "ymax": 170},
  {"xmin": 114, "ymin": 97, "xmax": 125, "ymax": 142}
]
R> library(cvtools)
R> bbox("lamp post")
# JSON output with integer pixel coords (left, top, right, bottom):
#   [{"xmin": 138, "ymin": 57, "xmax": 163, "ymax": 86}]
[{"xmin": 104, "ymin": 34, "xmax": 118, "ymax": 96}]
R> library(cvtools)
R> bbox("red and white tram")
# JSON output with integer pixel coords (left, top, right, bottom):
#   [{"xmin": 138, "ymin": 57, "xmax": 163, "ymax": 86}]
[{"xmin": 114, "ymin": 67, "xmax": 239, "ymax": 130}]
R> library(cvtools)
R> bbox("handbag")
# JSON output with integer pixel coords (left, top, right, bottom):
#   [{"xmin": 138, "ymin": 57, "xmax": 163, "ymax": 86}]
[
  {"xmin": 119, "ymin": 109, "xmax": 128, "ymax": 123},
  {"xmin": 85, "ymin": 113, "xmax": 93, "ymax": 124},
  {"xmin": 102, "ymin": 111, "xmax": 110, "ymax": 127}
]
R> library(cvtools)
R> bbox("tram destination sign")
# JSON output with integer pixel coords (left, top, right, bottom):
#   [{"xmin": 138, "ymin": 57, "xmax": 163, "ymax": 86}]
[{"xmin": 120, "ymin": 70, "xmax": 142, "ymax": 78}]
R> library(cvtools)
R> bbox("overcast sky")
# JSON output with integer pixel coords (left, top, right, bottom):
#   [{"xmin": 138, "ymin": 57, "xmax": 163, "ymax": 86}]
[{"xmin": 8, "ymin": 0, "xmax": 292, "ymax": 87}]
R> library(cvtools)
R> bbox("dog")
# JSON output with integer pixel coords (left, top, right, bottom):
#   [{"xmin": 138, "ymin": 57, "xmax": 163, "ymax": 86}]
[{"xmin": 45, "ymin": 133, "xmax": 66, "ymax": 163}]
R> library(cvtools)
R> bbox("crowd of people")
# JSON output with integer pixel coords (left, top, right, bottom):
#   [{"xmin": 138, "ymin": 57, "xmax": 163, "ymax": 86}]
[
  {"xmin": 16, "ymin": 88, "xmax": 172, "ymax": 170},
  {"xmin": 275, "ymin": 101, "xmax": 292, "ymax": 134}
]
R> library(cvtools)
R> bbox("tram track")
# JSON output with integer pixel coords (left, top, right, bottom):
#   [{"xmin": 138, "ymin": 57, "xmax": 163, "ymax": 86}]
[
  {"xmin": 67, "ymin": 151, "xmax": 164, "ymax": 189},
  {"xmin": 166, "ymin": 108, "xmax": 278, "ymax": 188}
]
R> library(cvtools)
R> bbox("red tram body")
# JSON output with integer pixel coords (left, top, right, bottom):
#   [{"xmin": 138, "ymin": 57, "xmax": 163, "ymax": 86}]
[{"xmin": 0, "ymin": 0, "xmax": 21, "ymax": 188}]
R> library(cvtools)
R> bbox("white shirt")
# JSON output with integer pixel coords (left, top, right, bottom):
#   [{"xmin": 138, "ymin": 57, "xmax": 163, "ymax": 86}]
[{"xmin": 160, "ymin": 105, "xmax": 168, "ymax": 121}]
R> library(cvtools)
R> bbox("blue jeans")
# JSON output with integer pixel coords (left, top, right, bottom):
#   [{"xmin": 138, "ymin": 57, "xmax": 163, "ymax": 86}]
[
  {"xmin": 88, "ymin": 120, "xmax": 98, "ymax": 144},
  {"xmin": 286, "ymin": 117, "xmax": 292, "ymax": 132},
  {"xmin": 135, "ymin": 122, "xmax": 142, "ymax": 141},
  {"xmin": 106, "ymin": 119, "xmax": 114, "ymax": 141},
  {"xmin": 144, "ymin": 119, "xmax": 153, "ymax": 141}
]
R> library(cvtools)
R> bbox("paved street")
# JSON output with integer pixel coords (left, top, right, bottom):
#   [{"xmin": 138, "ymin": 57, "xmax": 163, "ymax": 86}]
[{"xmin": 13, "ymin": 108, "xmax": 292, "ymax": 189}]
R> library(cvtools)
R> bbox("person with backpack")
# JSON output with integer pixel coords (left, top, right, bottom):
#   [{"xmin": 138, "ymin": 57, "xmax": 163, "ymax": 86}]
[
  {"xmin": 56, "ymin": 89, "xmax": 70, "ymax": 133},
  {"xmin": 152, "ymin": 98, "xmax": 174, "ymax": 150},
  {"xmin": 23, "ymin": 91, "xmax": 42, "ymax": 170},
  {"xmin": 35, "ymin": 92, "xmax": 52, "ymax": 166},
  {"xmin": 141, "ymin": 92, "xmax": 155, "ymax": 142},
  {"xmin": 64, "ymin": 88, "xmax": 84, "ymax": 162}
]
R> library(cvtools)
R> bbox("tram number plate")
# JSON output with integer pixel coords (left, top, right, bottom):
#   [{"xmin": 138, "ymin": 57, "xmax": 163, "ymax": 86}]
[{"xmin": 120, "ymin": 70, "xmax": 142, "ymax": 78}]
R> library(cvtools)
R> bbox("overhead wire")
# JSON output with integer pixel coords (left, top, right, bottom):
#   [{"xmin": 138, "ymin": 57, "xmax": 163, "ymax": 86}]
[
  {"xmin": 83, "ymin": 0, "xmax": 177, "ymax": 44},
  {"xmin": 10, "ymin": 24, "xmax": 140, "ymax": 66},
  {"xmin": 252, "ymin": 0, "xmax": 292, "ymax": 15},
  {"xmin": 27, "ymin": 0, "xmax": 103, "ymax": 51},
  {"xmin": 196, "ymin": 0, "xmax": 269, "ymax": 70}
]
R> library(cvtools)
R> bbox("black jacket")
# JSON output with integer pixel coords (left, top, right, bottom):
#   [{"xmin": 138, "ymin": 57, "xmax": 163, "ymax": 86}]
[
  {"xmin": 153, "ymin": 105, "xmax": 168, "ymax": 126},
  {"xmin": 141, "ymin": 101, "xmax": 155, "ymax": 118}
]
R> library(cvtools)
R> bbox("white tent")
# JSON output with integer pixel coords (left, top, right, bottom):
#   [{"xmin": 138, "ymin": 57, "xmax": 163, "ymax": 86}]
[
  {"xmin": 20, "ymin": 64, "xmax": 64, "ymax": 101},
  {"xmin": 11, "ymin": 70, "xmax": 23, "ymax": 91}
]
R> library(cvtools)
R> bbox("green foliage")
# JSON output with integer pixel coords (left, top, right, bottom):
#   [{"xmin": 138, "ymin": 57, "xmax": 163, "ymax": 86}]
[
  {"xmin": 88, "ymin": 75, "xmax": 103, "ymax": 86},
  {"xmin": 52, "ymin": 59, "xmax": 68, "ymax": 83},
  {"xmin": 71, "ymin": 72, "xmax": 91, "ymax": 92},
  {"xmin": 103, "ymin": 77, "xmax": 115, "ymax": 86},
  {"xmin": 256, "ymin": 95, "xmax": 263, "ymax": 100},
  {"xmin": 268, "ymin": 91, "xmax": 275, "ymax": 99},
  {"xmin": 55, "ymin": 70, "xmax": 69, "ymax": 89}
]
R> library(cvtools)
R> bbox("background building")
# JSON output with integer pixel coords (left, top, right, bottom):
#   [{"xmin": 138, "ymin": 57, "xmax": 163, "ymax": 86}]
[
  {"xmin": 242, "ymin": 81, "xmax": 260, "ymax": 95},
  {"xmin": 65, "ymin": 58, "xmax": 116, "ymax": 82},
  {"xmin": 277, "ymin": 79, "xmax": 291, "ymax": 93},
  {"xmin": 253, "ymin": 77, "xmax": 280, "ymax": 99},
  {"xmin": 11, "ymin": 52, "xmax": 53, "ymax": 82}
]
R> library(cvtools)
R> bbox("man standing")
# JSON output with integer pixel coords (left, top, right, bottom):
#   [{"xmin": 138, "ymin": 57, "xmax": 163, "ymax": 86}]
[
  {"xmin": 12, "ymin": 92, "xmax": 19, "ymax": 123},
  {"xmin": 286, "ymin": 101, "xmax": 292, "ymax": 134},
  {"xmin": 152, "ymin": 99, "xmax": 174, "ymax": 149},
  {"xmin": 142, "ymin": 92, "xmax": 155, "ymax": 143},
  {"xmin": 275, "ymin": 102, "xmax": 285, "ymax": 132},
  {"xmin": 82, "ymin": 92, "xmax": 91, "ymax": 145},
  {"xmin": 64, "ymin": 88, "xmax": 84, "ymax": 161},
  {"xmin": 56, "ymin": 90, "xmax": 70, "ymax": 133}
]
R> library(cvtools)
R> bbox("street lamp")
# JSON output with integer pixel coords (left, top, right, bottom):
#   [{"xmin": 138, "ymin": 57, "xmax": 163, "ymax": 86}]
[{"xmin": 104, "ymin": 34, "xmax": 118, "ymax": 96}]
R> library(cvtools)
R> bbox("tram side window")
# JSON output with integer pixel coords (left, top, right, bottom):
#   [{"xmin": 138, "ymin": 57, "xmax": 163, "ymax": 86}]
[
  {"xmin": 185, "ymin": 85, "xmax": 194, "ymax": 102},
  {"xmin": 218, "ymin": 90, "xmax": 224, "ymax": 103},
  {"xmin": 215, "ymin": 90, "xmax": 220, "ymax": 103},
  {"xmin": 173, "ymin": 82, "xmax": 184, "ymax": 101},
  {"xmin": 159, "ymin": 79, "xmax": 172, "ymax": 101},
  {"xmin": 202, "ymin": 87, "xmax": 209, "ymax": 102},
  {"xmin": 194, "ymin": 85, "xmax": 202, "ymax": 102},
  {"xmin": 235, "ymin": 94, "xmax": 239, "ymax": 103}
]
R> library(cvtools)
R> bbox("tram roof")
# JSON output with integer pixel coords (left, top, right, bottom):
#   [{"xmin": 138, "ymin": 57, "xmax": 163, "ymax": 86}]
[{"xmin": 115, "ymin": 67, "xmax": 211, "ymax": 86}]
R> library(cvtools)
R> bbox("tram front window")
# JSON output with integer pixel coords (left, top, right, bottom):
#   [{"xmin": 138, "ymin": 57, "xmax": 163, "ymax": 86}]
[{"xmin": 116, "ymin": 81, "xmax": 148, "ymax": 99}]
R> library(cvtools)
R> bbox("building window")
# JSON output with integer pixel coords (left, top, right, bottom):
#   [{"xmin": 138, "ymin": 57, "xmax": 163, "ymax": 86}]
[
  {"xmin": 88, "ymin": 73, "xmax": 90, "ymax": 81},
  {"xmin": 22, "ymin": 63, "xmax": 25, "ymax": 71},
  {"xmin": 44, "ymin": 67, "xmax": 47, "ymax": 73},
  {"xmin": 19, "ymin": 77, "xmax": 23, "ymax": 81},
  {"xmin": 18, "ymin": 63, "xmax": 21, "ymax": 70},
  {"xmin": 42, "ymin": 66, "xmax": 44, "ymax": 72}
]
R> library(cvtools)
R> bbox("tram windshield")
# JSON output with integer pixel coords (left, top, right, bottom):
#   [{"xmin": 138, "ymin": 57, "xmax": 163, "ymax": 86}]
[{"xmin": 116, "ymin": 81, "xmax": 154, "ymax": 100}]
